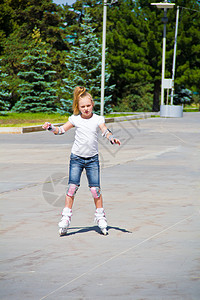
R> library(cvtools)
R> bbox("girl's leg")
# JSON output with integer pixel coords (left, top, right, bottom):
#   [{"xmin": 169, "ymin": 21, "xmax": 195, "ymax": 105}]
[
  {"xmin": 59, "ymin": 154, "xmax": 83, "ymax": 236},
  {"xmin": 93, "ymin": 194, "xmax": 103, "ymax": 208},
  {"xmin": 58, "ymin": 206, "xmax": 73, "ymax": 236},
  {"xmin": 59, "ymin": 185, "xmax": 79, "ymax": 236},
  {"xmin": 94, "ymin": 206, "xmax": 108, "ymax": 235},
  {"xmin": 65, "ymin": 153, "xmax": 84, "ymax": 209},
  {"xmin": 93, "ymin": 194, "xmax": 108, "ymax": 235},
  {"xmin": 85, "ymin": 157, "xmax": 108, "ymax": 235},
  {"xmin": 85, "ymin": 155, "xmax": 102, "ymax": 205},
  {"xmin": 65, "ymin": 195, "xmax": 74, "ymax": 209}
]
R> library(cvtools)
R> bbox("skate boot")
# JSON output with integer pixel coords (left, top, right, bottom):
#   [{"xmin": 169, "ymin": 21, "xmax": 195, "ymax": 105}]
[
  {"xmin": 94, "ymin": 208, "xmax": 108, "ymax": 235},
  {"xmin": 58, "ymin": 207, "xmax": 72, "ymax": 236}
]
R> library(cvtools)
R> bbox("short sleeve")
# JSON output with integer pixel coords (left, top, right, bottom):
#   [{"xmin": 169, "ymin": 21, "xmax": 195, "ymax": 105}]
[
  {"xmin": 98, "ymin": 116, "xmax": 105, "ymax": 125},
  {"xmin": 68, "ymin": 115, "xmax": 75, "ymax": 126}
]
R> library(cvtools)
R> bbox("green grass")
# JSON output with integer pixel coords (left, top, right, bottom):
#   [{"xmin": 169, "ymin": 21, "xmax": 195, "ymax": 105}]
[
  {"xmin": 0, "ymin": 112, "xmax": 69, "ymax": 127},
  {"xmin": 183, "ymin": 103, "xmax": 199, "ymax": 112},
  {"xmin": 0, "ymin": 112, "xmax": 137, "ymax": 127},
  {"xmin": 1, "ymin": 108, "xmax": 199, "ymax": 127},
  {"xmin": 183, "ymin": 108, "xmax": 199, "ymax": 112},
  {"xmin": 105, "ymin": 113, "xmax": 136, "ymax": 118}
]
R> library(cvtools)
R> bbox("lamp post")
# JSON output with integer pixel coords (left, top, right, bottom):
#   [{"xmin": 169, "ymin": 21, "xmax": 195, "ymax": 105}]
[
  {"xmin": 170, "ymin": 6, "xmax": 180, "ymax": 105},
  {"xmin": 100, "ymin": 0, "xmax": 118, "ymax": 116},
  {"xmin": 100, "ymin": 0, "xmax": 107, "ymax": 116},
  {"xmin": 151, "ymin": 2, "xmax": 175, "ymax": 106}
]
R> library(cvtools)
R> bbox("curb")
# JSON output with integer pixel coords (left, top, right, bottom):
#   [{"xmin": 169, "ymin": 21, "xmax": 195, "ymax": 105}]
[
  {"xmin": 0, "ymin": 123, "xmax": 65, "ymax": 134},
  {"xmin": 105, "ymin": 112, "xmax": 155, "ymax": 123},
  {"xmin": 0, "ymin": 113, "xmax": 157, "ymax": 134}
]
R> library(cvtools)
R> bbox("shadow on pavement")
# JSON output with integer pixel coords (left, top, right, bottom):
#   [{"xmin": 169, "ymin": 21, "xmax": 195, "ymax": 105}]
[{"xmin": 62, "ymin": 226, "xmax": 132, "ymax": 236}]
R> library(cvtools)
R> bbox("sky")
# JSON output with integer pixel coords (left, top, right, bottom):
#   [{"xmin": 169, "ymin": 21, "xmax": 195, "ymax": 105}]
[{"xmin": 53, "ymin": 0, "xmax": 76, "ymax": 5}]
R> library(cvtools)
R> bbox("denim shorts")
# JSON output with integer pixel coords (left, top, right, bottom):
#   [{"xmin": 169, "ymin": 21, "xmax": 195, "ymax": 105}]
[{"xmin": 68, "ymin": 153, "xmax": 100, "ymax": 187}]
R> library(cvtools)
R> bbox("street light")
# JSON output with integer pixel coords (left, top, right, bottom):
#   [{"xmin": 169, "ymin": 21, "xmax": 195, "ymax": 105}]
[
  {"xmin": 100, "ymin": 0, "xmax": 118, "ymax": 116},
  {"xmin": 100, "ymin": 0, "xmax": 107, "ymax": 116},
  {"xmin": 152, "ymin": 2, "xmax": 183, "ymax": 117},
  {"xmin": 151, "ymin": 1, "xmax": 175, "ymax": 107},
  {"xmin": 170, "ymin": 6, "xmax": 180, "ymax": 105}
]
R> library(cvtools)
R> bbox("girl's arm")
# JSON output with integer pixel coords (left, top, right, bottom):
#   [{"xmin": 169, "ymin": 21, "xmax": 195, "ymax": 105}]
[
  {"xmin": 43, "ymin": 121, "xmax": 74, "ymax": 135},
  {"xmin": 99, "ymin": 123, "xmax": 121, "ymax": 145}
]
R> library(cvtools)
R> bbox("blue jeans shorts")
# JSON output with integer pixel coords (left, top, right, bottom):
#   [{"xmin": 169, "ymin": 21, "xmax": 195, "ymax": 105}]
[{"xmin": 68, "ymin": 153, "xmax": 100, "ymax": 187}]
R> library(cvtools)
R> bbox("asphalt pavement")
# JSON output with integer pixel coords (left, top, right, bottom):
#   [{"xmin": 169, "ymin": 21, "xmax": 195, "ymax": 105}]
[{"xmin": 0, "ymin": 112, "xmax": 200, "ymax": 299}]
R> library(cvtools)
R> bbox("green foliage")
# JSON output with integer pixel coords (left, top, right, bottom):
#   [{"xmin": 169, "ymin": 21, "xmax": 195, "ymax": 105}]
[
  {"xmin": 173, "ymin": 86, "xmax": 193, "ymax": 105},
  {"xmin": 12, "ymin": 28, "xmax": 58, "ymax": 113},
  {"xmin": 192, "ymin": 93, "xmax": 200, "ymax": 109},
  {"xmin": 1, "ymin": 30, "xmax": 32, "ymax": 107},
  {"xmin": 106, "ymin": 0, "xmax": 200, "ymax": 111},
  {"xmin": 0, "ymin": 0, "xmax": 68, "ymax": 109},
  {"xmin": 0, "ymin": 0, "xmax": 199, "ymax": 113},
  {"xmin": 115, "ymin": 83, "xmax": 153, "ymax": 112},
  {"xmin": 7, "ymin": 0, "xmax": 66, "ymax": 50},
  {"xmin": 59, "ymin": 11, "xmax": 114, "ymax": 114},
  {"xmin": 105, "ymin": 0, "xmax": 163, "ymax": 110},
  {"xmin": 0, "ymin": 62, "xmax": 11, "ymax": 111},
  {"xmin": 174, "ymin": 1, "xmax": 200, "ymax": 95},
  {"xmin": 0, "ymin": 0, "xmax": 16, "ymax": 55}
]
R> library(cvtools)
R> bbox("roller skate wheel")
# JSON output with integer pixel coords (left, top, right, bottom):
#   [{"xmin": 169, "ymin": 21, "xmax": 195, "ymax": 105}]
[
  {"xmin": 59, "ymin": 228, "xmax": 67, "ymax": 236},
  {"xmin": 101, "ymin": 228, "xmax": 108, "ymax": 235}
]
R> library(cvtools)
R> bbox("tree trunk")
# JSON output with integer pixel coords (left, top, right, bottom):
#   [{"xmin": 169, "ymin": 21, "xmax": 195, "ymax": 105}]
[{"xmin": 153, "ymin": 80, "xmax": 160, "ymax": 112}]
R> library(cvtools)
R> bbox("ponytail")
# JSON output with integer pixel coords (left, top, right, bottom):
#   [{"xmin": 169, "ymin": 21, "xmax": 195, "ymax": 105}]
[{"xmin": 73, "ymin": 86, "xmax": 93, "ymax": 115}]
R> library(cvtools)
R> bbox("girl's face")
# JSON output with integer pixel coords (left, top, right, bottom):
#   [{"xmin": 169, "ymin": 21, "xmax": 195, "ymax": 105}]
[{"xmin": 79, "ymin": 96, "xmax": 94, "ymax": 119}]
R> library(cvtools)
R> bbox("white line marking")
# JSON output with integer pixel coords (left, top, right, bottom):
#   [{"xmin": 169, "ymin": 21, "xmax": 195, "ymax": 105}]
[
  {"xmin": 0, "ymin": 271, "xmax": 35, "ymax": 274},
  {"xmin": 40, "ymin": 213, "xmax": 195, "ymax": 300}
]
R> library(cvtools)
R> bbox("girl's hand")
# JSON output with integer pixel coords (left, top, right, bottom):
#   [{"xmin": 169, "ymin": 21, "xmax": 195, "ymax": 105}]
[
  {"xmin": 114, "ymin": 138, "xmax": 121, "ymax": 145},
  {"xmin": 42, "ymin": 122, "xmax": 52, "ymax": 130},
  {"xmin": 42, "ymin": 122, "xmax": 57, "ymax": 133},
  {"xmin": 110, "ymin": 137, "xmax": 121, "ymax": 145}
]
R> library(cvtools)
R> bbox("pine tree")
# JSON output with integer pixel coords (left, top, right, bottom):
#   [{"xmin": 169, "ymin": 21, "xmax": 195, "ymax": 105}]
[
  {"xmin": 13, "ymin": 28, "xmax": 58, "ymax": 113},
  {"xmin": 135, "ymin": 0, "xmax": 164, "ymax": 111},
  {"xmin": 58, "ymin": 11, "xmax": 114, "ymax": 114},
  {"xmin": 174, "ymin": 1, "xmax": 200, "ymax": 95},
  {"xmin": 0, "ymin": 61, "xmax": 11, "ymax": 112},
  {"xmin": 0, "ymin": 0, "xmax": 16, "ymax": 56},
  {"xmin": 106, "ymin": 0, "xmax": 152, "ymax": 107},
  {"xmin": 1, "ymin": 29, "xmax": 32, "ymax": 108},
  {"xmin": 133, "ymin": 0, "xmax": 200, "ymax": 110}
]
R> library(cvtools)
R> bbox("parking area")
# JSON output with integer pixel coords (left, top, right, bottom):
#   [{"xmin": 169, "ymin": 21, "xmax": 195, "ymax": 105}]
[{"xmin": 0, "ymin": 112, "xmax": 200, "ymax": 299}]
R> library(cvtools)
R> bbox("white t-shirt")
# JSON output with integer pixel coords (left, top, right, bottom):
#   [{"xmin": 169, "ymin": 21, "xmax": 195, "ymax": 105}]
[{"xmin": 68, "ymin": 113, "xmax": 105, "ymax": 158}]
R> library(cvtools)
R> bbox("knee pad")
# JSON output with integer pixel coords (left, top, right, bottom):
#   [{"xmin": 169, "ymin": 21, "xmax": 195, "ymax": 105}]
[
  {"xmin": 66, "ymin": 184, "xmax": 79, "ymax": 197},
  {"xmin": 90, "ymin": 186, "xmax": 101, "ymax": 199}
]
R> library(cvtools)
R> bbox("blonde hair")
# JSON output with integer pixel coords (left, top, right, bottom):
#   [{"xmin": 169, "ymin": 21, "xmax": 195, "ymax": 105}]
[{"xmin": 73, "ymin": 86, "xmax": 93, "ymax": 115}]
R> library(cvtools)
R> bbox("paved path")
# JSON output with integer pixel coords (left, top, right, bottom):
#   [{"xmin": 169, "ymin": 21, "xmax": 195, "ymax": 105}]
[{"xmin": 0, "ymin": 112, "xmax": 200, "ymax": 299}]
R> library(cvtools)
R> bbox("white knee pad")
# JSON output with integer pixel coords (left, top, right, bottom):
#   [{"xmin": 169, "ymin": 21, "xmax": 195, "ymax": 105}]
[
  {"xmin": 66, "ymin": 184, "xmax": 79, "ymax": 197},
  {"xmin": 90, "ymin": 186, "xmax": 101, "ymax": 199}
]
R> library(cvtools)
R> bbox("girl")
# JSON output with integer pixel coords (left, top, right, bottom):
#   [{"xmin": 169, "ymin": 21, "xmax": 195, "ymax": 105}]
[{"xmin": 43, "ymin": 86, "xmax": 120, "ymax": 236}]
